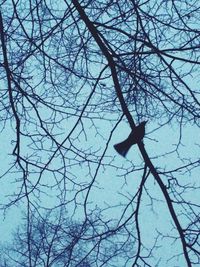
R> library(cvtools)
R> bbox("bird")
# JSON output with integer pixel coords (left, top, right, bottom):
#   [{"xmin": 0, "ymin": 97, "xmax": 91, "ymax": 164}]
[{"xmin": 114, "ymin": 121, "xmax": 147, "ymax": 157}]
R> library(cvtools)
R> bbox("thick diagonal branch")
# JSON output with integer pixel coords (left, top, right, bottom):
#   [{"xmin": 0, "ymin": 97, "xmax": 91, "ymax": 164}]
[
  {"xmin": 0, "ymin": 11, "xmax": 21, "ymax": 158},
  {"xmin": 71, "ymin": 1, "xmax": 191, "ymax": 266}
]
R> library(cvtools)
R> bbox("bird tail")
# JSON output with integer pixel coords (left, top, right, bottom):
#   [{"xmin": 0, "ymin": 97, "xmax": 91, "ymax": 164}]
[{"xmin": 114, "ymin": 140, "xmax": 130, "ymax": 157}]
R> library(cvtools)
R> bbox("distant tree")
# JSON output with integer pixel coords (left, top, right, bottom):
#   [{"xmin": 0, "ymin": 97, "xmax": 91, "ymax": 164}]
[{"xmin": 0, "ymin": 208, "xmax": 135, "ymax": 267}]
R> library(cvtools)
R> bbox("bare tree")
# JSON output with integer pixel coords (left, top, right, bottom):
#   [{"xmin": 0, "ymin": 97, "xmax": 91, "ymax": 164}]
[
  {"xmin": 0, "ymin": 208, "xmax": 134, "ymax": 267},
  {"xmin": 0, "ymin": 1, "xmax": 199, "ymax": 266}
]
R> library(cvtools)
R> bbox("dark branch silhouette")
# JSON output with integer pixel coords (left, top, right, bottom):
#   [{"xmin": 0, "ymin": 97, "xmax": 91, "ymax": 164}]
[{"xmin": 0, "ymin": 1, "xmax": 199, "ymax": 266}]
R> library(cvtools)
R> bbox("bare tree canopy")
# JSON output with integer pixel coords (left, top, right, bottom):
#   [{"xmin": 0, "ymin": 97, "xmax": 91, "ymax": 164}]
[{"xmin": 0, "ymin": 1, "xmax": 199, "ymax": 266}]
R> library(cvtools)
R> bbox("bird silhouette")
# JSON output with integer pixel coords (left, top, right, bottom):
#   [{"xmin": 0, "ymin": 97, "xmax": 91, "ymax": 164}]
[{"xmin": 114, "ymin": 121, "xmax": 147, "ymax": 157}]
